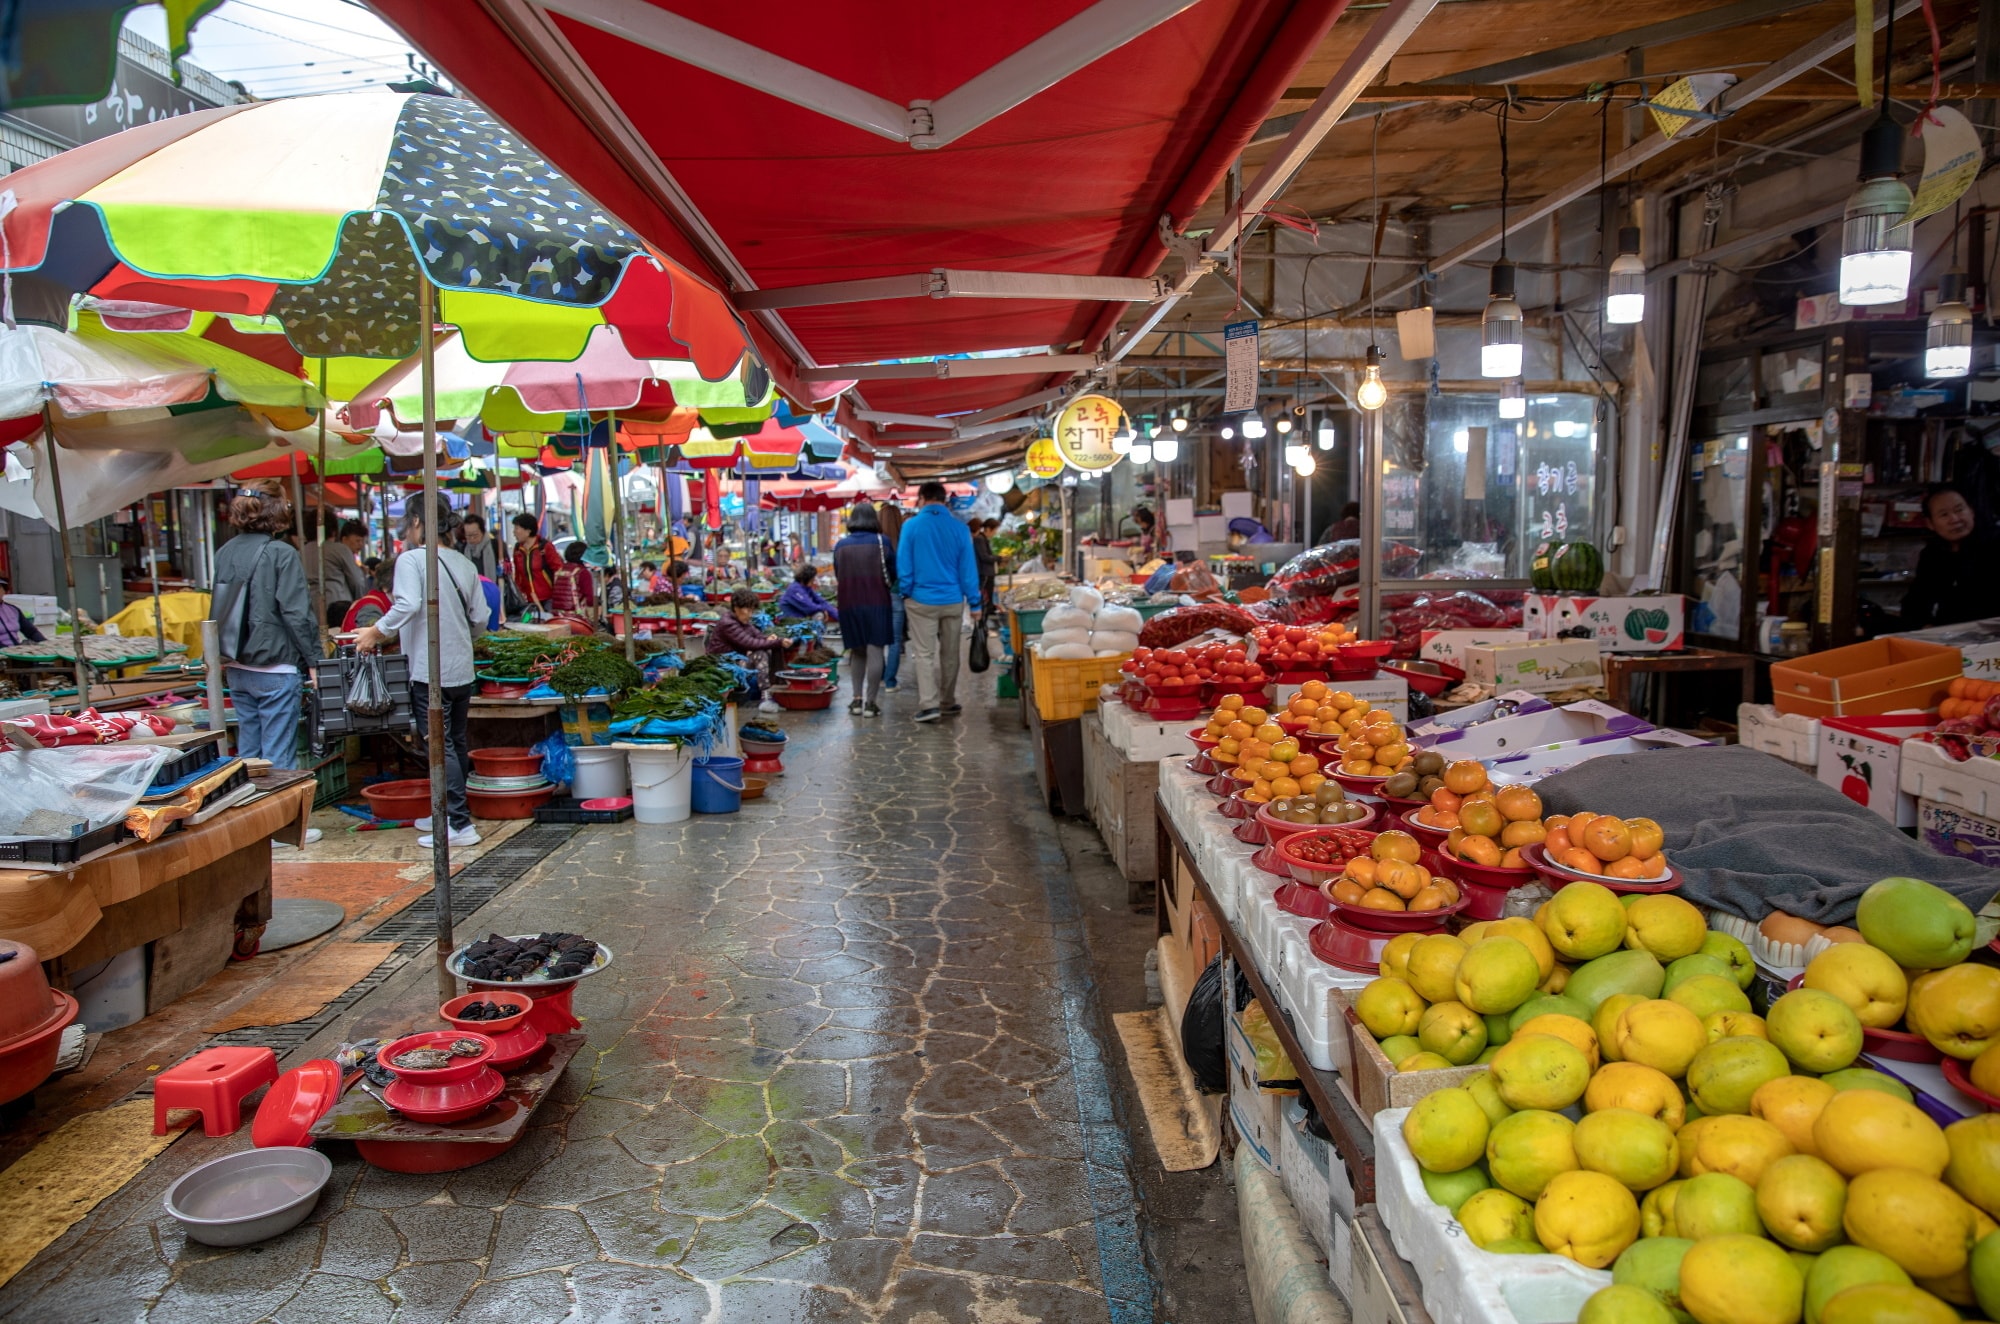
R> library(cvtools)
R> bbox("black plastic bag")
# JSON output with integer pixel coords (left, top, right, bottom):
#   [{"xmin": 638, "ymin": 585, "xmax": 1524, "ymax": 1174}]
[
  {"xmin": 348, "ymin": 653, "xmax": 394, "ymax": 717},
  {"xmin": 968, "ymin": 613, "xmax": 991, "ymax": 673},
  {"xmin": 1181, "ymin": 955, "xmax": 1230, "ymax": 1094}
]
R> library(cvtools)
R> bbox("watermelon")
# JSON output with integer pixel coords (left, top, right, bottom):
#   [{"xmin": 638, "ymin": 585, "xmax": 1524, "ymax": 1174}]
[
  {"xmin": 1547, "ymin": 541, "xmax": 1604, "ymax": 592},
  {"xmin": 1530, "ymin": 540, "xmax": 1562, "ymax": 590}
]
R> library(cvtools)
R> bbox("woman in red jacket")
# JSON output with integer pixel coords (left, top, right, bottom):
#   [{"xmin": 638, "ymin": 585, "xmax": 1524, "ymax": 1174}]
[{"xmin": 508, "ymin": 514, "xmax": 564, "ymax": 615}]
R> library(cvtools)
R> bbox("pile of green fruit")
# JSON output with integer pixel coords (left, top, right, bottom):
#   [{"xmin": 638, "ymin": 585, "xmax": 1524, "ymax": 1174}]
[{"xmin": 1367, "ymin": 875, "xmax": 2000, "ymax": 1323}]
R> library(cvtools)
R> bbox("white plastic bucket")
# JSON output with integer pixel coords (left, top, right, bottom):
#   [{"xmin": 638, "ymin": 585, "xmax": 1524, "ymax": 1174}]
[
  {"xmin": 73, "ymin": 945, "xmax": 146, "ymax": 1032},
  {"xmin": 626, "ymin": 745, "xmax": 694, "ymax": 823},
  {"xmin": 721, "ymin": 704, "xmax": 742, "ymax": 758},
  {"xmin": 571, "ymin": 745, "xmax": 629, "ymax": 800}
]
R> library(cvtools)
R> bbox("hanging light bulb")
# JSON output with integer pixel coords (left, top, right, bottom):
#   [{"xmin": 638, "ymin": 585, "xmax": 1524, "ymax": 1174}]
[
  {"xmin": 1171, "ymin": 410, "xmax": 1189, "ymax": 432},
  {"xmin": 984, "ymin": 470, "xmax": 1015, "ymax": 494},
  {"xmin": 1315, "ymin": 410, "xmax": 1336, "ymax": 450},
  {"xmin": 1153, "ymin": 433, "xmax": 1180, "ymax": 463},
  {"xmin": 1840, "ymin": 115, "xmax": 1914, "ymax": 306},
  {"xmin": 1220, "ymin": 424, "xmax": 1235, "ymax": 440},
  {"xmin": 1606, "ymin": 227, "xmax": 1646, "ymax": 324},
  {"xmin": 1482, "ymin": 262, "xmax": 1524, "ymax": 378},
  {"xmin": 1147, "ymin": 419, "xmax": 1162, "ymax": 439},
  {"xmin": 1129, "ymin": 439, "xmax": 1153, "ymax": 465},
  {"xmin": 1275, "ymin": 416, "xmax": 1293, "ymax": 434},
  {"xmin": 1499, "ymin": 378, "xmax": 1525, "ymax": 420},
  {"xmin": 1283, "ymin": 441, "xmax": 1306, "ymax": 467},
  {"xmin": 1356, "ymin": 345, "xmax": 1388, "ymax": 411},
  {"xmin": 1110, "ymin": 418, "xmax": 1134, "ymax": 454},
  {"xmin": 1243, "ymin": 415, "xmax": 1268, "ymax": 440},
  {"xmin": 1293, "ymin": 451, "xmax": 1317, "ymax": 476},
  {"xmin": 1927, "ymin": 271, "xmax": 1974, "ymax": 378}
]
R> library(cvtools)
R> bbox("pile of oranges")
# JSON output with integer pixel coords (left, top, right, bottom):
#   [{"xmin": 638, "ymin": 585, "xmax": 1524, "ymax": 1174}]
[
  {"xmin": 1543, "ymin": 810, "xmax": 1668, "ymax": 879},
  {"xmin": 1203, "ymin": 694, "xmax": 1326, "ymax": 803},
  {"xmin": 1292, "ymin": 685, "xmax": 1386, "ymax": 738},
  {"xmin": 1415, "ymin": 759, "xmax": 1547, "ymax": 870},
  {"xmin": 1324, "ymin": 829, "xmax": 1462, "ymax": 913},
  {"xmin": 1333, "ymin": 708, "xmax": 1416, "ymax": 778}
]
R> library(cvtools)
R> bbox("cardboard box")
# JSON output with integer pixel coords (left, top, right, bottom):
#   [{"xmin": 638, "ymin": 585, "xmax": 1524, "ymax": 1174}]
[
  {"xmin": 1417, "ymin": 629, "xmax": 1529, "ymax": 670},
  {"xmin": 1330, "ymin": 989, "xmax": 1482, "ymax": 1120},
  {"xmin": 1737, "ymin": 703, "xmax": 1821, "ymax": 769},
  {"xmin": 1894, "ymin": 618, "xmax": 2000, "ymax": 680},
  {"xmin": 1406, "ymin": 690, "xmax": 1550, "ymax": 740},
  {"xmin": 1818, "ymin": 714, "xmax": 1934, "ymax": 827},
  {"xmin": 1899, "ymin": 736, "xmax": 2000, "ymax": 819},
  {"xmin": 1918, "ymin": 800, "xmax": 2000, "ymax": 871},
  {"xmin": 1487, "ymin": 730, "xmax": 1712, "ymax": 783},
  {"xmin": 1414, "ymin": 699, "xmax": 1650, "ymax": 760},
  {"xmin": 1768, "ymin": 637, "xmax": 1961, "ymax": 718},
  {"xmin": 1226, "ymin": 1009, "xmax": 1286, "ymax": 1175},
  {"xmin": 1460, "ymin": 639, "xmax": 1603, "ymax": 695},
  {"xmin": 1525, "ymin": 594, "xmax": 1687, "ymax": 653}
]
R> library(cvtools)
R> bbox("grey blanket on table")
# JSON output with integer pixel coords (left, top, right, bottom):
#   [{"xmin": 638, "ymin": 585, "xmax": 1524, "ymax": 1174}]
[{"xmin": 1535, "ymin": 743, "xmax": 2000, "ymax": 924}]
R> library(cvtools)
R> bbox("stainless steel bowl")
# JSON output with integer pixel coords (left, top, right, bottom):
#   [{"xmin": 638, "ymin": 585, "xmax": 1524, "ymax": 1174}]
[{"xmin": 164, "ymin": 1147, "xmax": 331, "ymax": 1246}]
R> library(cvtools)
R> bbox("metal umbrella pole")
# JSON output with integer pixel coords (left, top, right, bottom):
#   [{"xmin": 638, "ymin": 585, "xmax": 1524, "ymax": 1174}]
[
  {"xmin": 144, "ymin": 500, "xmax": 165, "ymax": 661},
  {"xmin": 418, "ymin": 281, "xmax": 456, "ymax": 1002},
  {"xmin": 309, "ymin": 362, "xmax": 329, "ymax": 649},
  {"xmin": 609, "ymin": 422, "xmax": 635, "ymax": 663},
  {"xmin": 37, "ymin": 408, "xmax": 92, "ymax": 703}
]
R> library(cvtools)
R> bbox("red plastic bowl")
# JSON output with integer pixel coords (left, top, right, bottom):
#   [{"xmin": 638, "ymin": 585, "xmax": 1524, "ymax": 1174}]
[
  {"xmin": 441, "ymin": 995, "xmax": 548, "ymax": 1072},
  {"xmin": 1187, "ymin": 726, "xmax": 1221, "ymax": 752},
  {"xmin": 383, "ymin": 1068, "xmax": 506, "ymax": 1123},
  {"xmin": 380, "ymin": 1030, "xmax": 497, "ymax": 1086},
  {"xmin": 1941, "ymin": 1057, "xmax": 2000, "ymax": 1111},
  {"xmin": 1256, "ymin": 800, "xmax": 1379, "ymax": 842},
  {"xmin": 469, "ymin": 746, "xmax": 542, "ymax": 778},
  {"xmin": 0, "ymin": 990, "xmax": 77, "ymax": 1107},
  {"xmin": 362, "ymin": 779, "xmax": 434, "ymax": 821},
  {"xmin": 1431, "ymin": 845, "xmax": 1539, "ymax": 891},
  {"xmin": 1520, "ymin": 842, "xmax": 1680, "ymax": 893},
  {"xmin": 1276, "ymin": 715, "xmax": 1312, "ymax": 736},
  {"xmin": 1276, "ymin": 882, "xmax": 1333, "ymax": 920},
  {"xmin": 1380, "ymin": 660, "xmax": 1466, "ymax": 697},
  {"xmin": 355, "ymin": 1134, "xmax": 521, "ymax": 1173},
  {"xmin": 1424, "ymin": 850, "xmax": 1526, "ymax": 922},
  {"xmin": 1781, "ymin": 975, "xmax": 1944, "ymax": 1063},
  {"xmin": 1218, "ymin": 794, "xmax": 1255, "ymax": 820},
  {"xmin": 773, "ymin": 684, "xmax": 837, "ymax": 711},
  {"xmin": 1330, "ymin": 891, "xmax": 1467, "ymax": 933},
  {"xmin": 1203, "ymin": 772, "xmax": 1237, "ymax": 798},
  {"xmin": 1273, "ymin": 826, "xmax": 1380, "ymax": 887},
  {"xmin": 1330, "ymin": 770, "xmax": 1426, "ymax": 810},
  {"xmin": 251, "ymin": 1058, "xmax": 343, "ymax": 1149},
  {"xmin": 1400, "ymin": 807, "xmax": 1452, "ymax": 849},
  {"xmin": 1310, "ymin": 917, "xmax": 1397, "ymax": 973},
  {"xmin": 466, "ymin": 786, "xmax": 555, "ymax": 820}
]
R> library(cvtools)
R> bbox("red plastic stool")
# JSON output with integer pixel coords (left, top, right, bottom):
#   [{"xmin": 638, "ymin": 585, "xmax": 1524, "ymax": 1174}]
[{"xmin": 152, "ymin": 1046, "xmax": 279, "ymax": 1137}]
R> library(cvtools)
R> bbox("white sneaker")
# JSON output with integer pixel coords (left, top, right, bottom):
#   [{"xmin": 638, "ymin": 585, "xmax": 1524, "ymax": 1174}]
[
  {"xmin": 414, "ymin": 817, "xmax": 433, "ymax": 831},
  {"xmin": 758, "ymin": 699, "xmax": 781, "ymax": 714},
  {"xmin": 418, "ymin": 826, "xmax": 482, "ymax": 849},
  {"xmin": 276, "ymin": 827, "xmax": 323, "ymax": 849}
]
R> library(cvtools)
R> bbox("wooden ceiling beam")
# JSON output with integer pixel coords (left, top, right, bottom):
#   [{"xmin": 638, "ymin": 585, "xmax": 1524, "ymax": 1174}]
[{"xmin": 1286, "ymin": 80, "xmax": 2000, "ymax": 102}]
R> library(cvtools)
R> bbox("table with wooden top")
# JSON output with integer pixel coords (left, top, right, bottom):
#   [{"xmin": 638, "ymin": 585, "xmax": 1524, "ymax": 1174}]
[{"xmin": 1602, "ymin": 646, "xmax": 1758, "ymax": 717}]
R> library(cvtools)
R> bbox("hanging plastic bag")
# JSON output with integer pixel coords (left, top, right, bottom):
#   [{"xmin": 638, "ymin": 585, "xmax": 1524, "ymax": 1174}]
[
  {"xmin": 1180, "ymin": 956, "xmax": 1230, "ymax": 1094},
  {"xmin": 968, "ymin": 613, "xmax": 991, "ymax": 674},
  {"xmin": 1239, "ymin": 1001, "xmax": 1301, "ymax": 1093},
  {"xmin": 347, "ymin": 653, "xmax": 394, "ymax": 717},
  {"xmin": 533, "ymin": 733, "xmax": 574, "ymax": 788}
]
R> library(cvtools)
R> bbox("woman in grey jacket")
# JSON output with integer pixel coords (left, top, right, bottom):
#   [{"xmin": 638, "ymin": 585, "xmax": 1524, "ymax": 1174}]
[{"xmin": 212, "ymin": 491, "xmax": 319, "ymax": 769}]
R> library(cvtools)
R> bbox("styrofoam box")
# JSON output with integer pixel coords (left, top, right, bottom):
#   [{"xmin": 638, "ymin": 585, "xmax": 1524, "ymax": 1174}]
[
  {"xmin": 1273, "ymin": 916, "xmax": 1373, "ymax": 1074},
  {"xmin": 1918, "ymin": 800, "xmax": 2000, "ymax": 871},
  {"xmin": 1374, "ymin": 1107, "xmax": 1610, "ymax": 1324},
  {"xmin": 1417, "ymin": 700, "xmax": 1650, "ymax": 760},
  {"xmin": 1736, "ymin": 702, "xmax": 1820, "ymax": 769},
  {"xmin": 1280, "ymin": 1095, "xmax": 1337, "ymax": 1264},
  {"xmin": 1100, "ymin": 699, "xmax": 1193, "ymax": 762},
  {"xmin": 1409, "ymin": 690, "xmax": 1551, "ymax": 740},
  {"xmin": 1900, "ymin": 736, "xmax": 2000, "ymax": 820}
]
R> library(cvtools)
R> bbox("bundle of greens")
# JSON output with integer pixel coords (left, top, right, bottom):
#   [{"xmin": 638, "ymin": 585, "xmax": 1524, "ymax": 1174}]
[
  {"xmin": 476, "ymin": 633, "xmax": 569, "ymax": 676},
  {"xmin": 545, "ymin": 645, "xmax": 643, "ymax": 699}
]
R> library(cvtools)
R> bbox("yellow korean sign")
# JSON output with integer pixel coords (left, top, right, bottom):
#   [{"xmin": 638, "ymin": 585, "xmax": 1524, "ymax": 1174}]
[
  {"xmin": 1024, "ymin": 436, "xmax": 1066, "ymax": 479},
  {"xmin": 1053, "ymin": 394, "xmax": 1126, "ymax": 471}
]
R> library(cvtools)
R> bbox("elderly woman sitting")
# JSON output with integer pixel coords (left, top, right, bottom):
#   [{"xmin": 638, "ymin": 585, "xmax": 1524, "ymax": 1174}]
[{"xmin": 776, "ymin": 564, "xmax": 837, "ymax": 623}]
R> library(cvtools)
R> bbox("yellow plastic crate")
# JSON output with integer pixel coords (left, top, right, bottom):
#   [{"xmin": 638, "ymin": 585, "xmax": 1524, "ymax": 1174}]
[{"xmin": 1030, "ymin": 649, "xmax": 1130, "ymax": 723}]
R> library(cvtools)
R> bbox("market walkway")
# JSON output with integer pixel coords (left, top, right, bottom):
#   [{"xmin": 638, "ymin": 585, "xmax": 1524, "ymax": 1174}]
[{"xmin": 0, "ymin": 683, "xmax": 1174, "ymax": 1322}]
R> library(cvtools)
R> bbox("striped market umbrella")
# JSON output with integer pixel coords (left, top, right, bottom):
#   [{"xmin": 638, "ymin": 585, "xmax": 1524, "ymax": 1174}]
[{"xmin": 0, "ymin": 91, "xmax": 760, "ymax": 378}]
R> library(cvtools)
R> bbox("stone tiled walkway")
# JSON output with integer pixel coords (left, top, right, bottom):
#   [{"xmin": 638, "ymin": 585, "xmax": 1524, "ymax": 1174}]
[{"xmin": 0, "ymin": 681, "xmax": 1158, "ymax": 1322}]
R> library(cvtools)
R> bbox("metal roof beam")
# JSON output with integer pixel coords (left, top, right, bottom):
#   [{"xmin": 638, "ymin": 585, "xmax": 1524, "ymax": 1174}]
[
  {"xmin": 737, "ymin": 269, "xmax": 1166, "ymax": 312},
  {"xmin": 1359, "ymin": 0, "xmax": 1922, "ymax": 312},
  {"xmin": 800, "ymin": 354, "xmax": 1099, "ymax": 383}
]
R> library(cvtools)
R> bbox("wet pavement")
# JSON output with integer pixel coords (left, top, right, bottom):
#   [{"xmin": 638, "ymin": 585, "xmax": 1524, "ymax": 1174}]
[{"xmin": 0, "ymin": 675, "xmax": 1239, "ymax": 1322}]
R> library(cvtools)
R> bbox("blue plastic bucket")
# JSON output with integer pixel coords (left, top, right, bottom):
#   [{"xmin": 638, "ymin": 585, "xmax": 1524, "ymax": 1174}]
[{"xmin": 690, "ymin": 756, "xmax": 745, "ymax": 814}]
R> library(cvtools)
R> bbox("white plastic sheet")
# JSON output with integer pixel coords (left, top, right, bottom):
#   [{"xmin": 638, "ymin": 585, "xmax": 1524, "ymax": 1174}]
[
  {"xmin": 0, "ymin": 745, "xmax": 172, "ymax": 843},
  {"xmin": 0, "ymin": 410, "xmax": 304, "ymax": 526},
  {"xmin": 0, "ymin": 324, "xmax": 211, "ymax": 420}
]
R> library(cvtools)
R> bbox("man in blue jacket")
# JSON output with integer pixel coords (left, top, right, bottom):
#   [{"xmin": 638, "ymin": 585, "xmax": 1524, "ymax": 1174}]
[{"xmin": 896, "ymin": 481, "xmax": 980, "ymax": 723}]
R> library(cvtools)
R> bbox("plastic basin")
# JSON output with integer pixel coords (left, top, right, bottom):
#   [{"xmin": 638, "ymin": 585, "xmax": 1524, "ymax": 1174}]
[
  {"xmin": 1272, "ymin": 826, "xmax": 1380, "ymax": 887},
  {"xmin": 1310, "ymin": 918, "xmax": 1397, "ymax": 972},
  {"xmin": 772, "ymin": 685, "xmax": 837, "ymax": 711},
  {"xmin": 469, "ymin": 746, "xmax": 541, "ymax": 778},
  {"xmin": 362, "ymin": 779, "xmax": 434, "ymax": 821},
  {"xmin": 0, "ymin": 990, "xmax": 77, "ymax": 1106},
  {"xmin": 164, "ymin": 1147, "xmax": 331, "ymax": 1247},
  {"xmin": 466, "ymin": 786, "xmax": 555, "ymax": 820}
]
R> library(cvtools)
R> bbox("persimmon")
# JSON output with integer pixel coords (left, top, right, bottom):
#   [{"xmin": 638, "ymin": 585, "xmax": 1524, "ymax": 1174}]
[
  {"xmin": 1443, "ymin": 760, "xmax": 1488, "ymax": 795},
  {"xmin": 1558, "ymin": 846, "xmax": 1604, "ymax": 874},
  {"xmin": 1494, "ymin": 785, "xmax": 1543, "ymax": 823},
  {"xmin": 1357, "ymin": 888, "xmax": 1406, "ymax": 912},
  {"xmin": 1579, "ymin": 815, "xmax": 1632, "ymax": 862}
]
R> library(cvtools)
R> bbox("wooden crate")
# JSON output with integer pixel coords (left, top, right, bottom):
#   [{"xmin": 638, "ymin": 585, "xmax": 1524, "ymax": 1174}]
[
  {"xmin": 1330, "ymin": 988, "xmax": 1483, "ymax": 1120},
  {"xmin": 1080, "ymin": 713, "xmax": 1160, "ymax": 885}
]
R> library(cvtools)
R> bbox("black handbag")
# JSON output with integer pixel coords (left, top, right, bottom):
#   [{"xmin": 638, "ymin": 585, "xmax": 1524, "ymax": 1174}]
[{"xmin": 968, "ymin": 611, "xmax": 991, "ymax": 673}]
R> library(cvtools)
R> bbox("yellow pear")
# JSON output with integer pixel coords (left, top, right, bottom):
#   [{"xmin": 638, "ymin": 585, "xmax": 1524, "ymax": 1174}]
[{"xmin": 1803, "ymin": 943, "xmax": 1909, "ymax": 1029}]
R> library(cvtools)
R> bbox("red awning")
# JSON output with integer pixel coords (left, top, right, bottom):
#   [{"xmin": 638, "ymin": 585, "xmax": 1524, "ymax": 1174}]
[{"xmin": 371, "ymin": 0, "xmax": 1348, "ymax": 439}]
